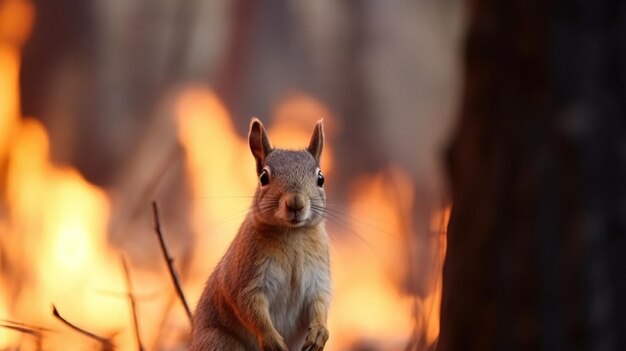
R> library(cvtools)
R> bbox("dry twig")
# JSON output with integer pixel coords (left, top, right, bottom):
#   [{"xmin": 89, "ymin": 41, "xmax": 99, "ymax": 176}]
[
  {"xmin": 121, "ymin": 256, "xmax": 146, "ymax": 351},
  {"xmin": 52, "ymin": 305, "xmax": 114, "ymax": 351},
  {"xmin": 0, "ymin": 320, "xmax": 52, "ymax": 334},
  {"xmin": 151, "ymin": 201, "xmax": 193, "ymax": 324},
  {"xmin": 0, "ymin": 323, "xmax": 40, "ymax": 336}
]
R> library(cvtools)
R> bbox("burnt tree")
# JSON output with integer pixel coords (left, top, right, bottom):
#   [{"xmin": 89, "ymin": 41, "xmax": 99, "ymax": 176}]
[{"xmin": 439, "ymin": 0, "xmax": 626, "ymax": 351}]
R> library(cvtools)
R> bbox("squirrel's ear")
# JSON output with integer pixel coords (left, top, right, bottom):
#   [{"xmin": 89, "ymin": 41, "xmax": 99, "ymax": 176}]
[
  {"xmin": 249, "ymin": 117, "xmax": 272, "ymax": 175},
  {"xmin": 307, "ymin": 119, "xmax": 324, "ymax": 163}
]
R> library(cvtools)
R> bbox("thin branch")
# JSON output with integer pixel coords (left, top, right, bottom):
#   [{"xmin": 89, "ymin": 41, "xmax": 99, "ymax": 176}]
[
  {"xmin": 151, "ymin": 201, "xmax": 193, "ymax": 325},
  {"xmin": 1, "ymin": 320, "xmax": 53, "ymax": 333},
  {"xmin": 0, "ymin": 323, "xmax": 41, "ymax": 336},
  {"xmin": 52, "ymin": 305, "xmax": 114, "ymax": 351},
  {"xmin": 121, "ymin": 256, "xmax": 145, "ymax": 351}
]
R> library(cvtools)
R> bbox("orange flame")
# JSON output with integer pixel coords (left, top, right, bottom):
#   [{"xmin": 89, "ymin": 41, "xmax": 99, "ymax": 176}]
[
  {"xmin": 0, "ymin": 0, "xmax": 33, "ymax": 157},
  {"xmin": 0, "ymin": 3, "xmax": 141, "ymax": 347},
  {"xmin": 2, "ymin": 119, "xmax": 144, "ymax": 350},
  {"xmin": 0, "ymin": 0, "xmax": 34, "ymax": 347},
  {"xmin": 327, "ymin": 171, "xmax": 415, "ymax": 350},
  {"xmin": 174, "ymin": 87, "xmax": 256, "ymax": 305}
]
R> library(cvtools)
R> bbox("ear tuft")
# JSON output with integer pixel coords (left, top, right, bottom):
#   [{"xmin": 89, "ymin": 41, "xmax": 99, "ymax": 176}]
[
  {"xmin": 248, "ymin": 117, "xmax": 272, "ymax": 174},
  {"xmin": 307, "ymin": 119, "xmax": 324, "ymax": 163}
]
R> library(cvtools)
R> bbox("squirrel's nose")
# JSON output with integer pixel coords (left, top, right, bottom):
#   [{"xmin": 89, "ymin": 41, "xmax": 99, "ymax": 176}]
[{"xmin": 286, "ymin": 194, "xmax": 306, "ymax": 212}]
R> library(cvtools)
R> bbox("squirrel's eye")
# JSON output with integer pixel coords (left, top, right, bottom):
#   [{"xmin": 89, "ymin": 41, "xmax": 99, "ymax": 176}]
[
  {"xmin": 259, "ymin": 170, "xmax": 270, "ymax": 186},
  {"xmin": 317, "ymin": 170, "xmax": 325, "ymax": 187}
]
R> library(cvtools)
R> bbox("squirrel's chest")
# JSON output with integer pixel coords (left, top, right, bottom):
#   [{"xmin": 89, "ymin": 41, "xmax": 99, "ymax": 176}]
[
  {"xmin": 263, "ymin": 251, "xmax": 320, "ymax": 307},
  {"xmin": 262, "ymin": 245, "xmax": 328, "ymax": 336}
]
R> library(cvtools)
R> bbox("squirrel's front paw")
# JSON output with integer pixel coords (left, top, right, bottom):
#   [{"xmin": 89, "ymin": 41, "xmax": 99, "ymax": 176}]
[
  {"xmin": 302, "ymin": 325, "xmax": 329, "ymax": 351},
  {"xmin": 260, "ymin": 335, "xmax": 288, "ymax": 351}
]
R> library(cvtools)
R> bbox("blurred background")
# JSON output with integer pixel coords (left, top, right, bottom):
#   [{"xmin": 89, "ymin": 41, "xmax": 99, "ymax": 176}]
[{"xmin": 0, "ymin": 0, "xmax": 465, "ymax": 350}]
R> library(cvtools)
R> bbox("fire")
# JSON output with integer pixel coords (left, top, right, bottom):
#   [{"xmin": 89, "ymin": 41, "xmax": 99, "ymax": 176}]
[
  {"xmin": 0, "ymin": 2, "xmax": 138, "ymax": 348},
  {"xmin": 1, "ymin": 118, "xmax": 139, "ymax": 350},
  {"xmin": 327, "ymin": 171, "xmax": 417, "ymax": 350},
  {"xmin": 7, "ymin": 121, "xmax": 105, "ymax": 276},
  {"xmin": 0, "ymin": 0, "xmax": 33, "ymax": 347},
  {"xmin": 0, "ymin": 0, "xmax": 32, "ymax": 160},
  {"xmin": 173, "ymin": 87, "xmax": 256, "ymax": 305}
]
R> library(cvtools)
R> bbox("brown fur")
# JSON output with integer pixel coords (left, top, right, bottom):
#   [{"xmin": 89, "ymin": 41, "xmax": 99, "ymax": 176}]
[{"xmin": 191, "ymin": 118, "xmax": 331, "ymax": 351}]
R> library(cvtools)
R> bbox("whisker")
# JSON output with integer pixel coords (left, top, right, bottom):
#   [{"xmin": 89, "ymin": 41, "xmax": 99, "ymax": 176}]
[
  {"xmin": 257, "ymin": 198, "xmax": 279, "ymax": 212},
  {"xmin": 313, "ymin": 204, "xmax": 402, "ymax": 240},
  {"xmin": 192, "ymin": 195, "xmax": 255, "ymax": 200},
  {"xmin": 310, "ymin": 206, "xmax": 393, "ymax": 262},
  {"xmin": 314, "ymin": 196, "xmax": 404, "ymax": 231},
  {"xmin": 323, "ymin": 198, "xmax": 398, "ymax": 209},
  {"xmin": 311, "ymin": 202, "xmax": 410, "ymax": 270}
]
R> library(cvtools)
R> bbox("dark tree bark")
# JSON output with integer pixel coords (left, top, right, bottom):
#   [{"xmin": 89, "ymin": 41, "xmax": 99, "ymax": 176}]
[{"xmin": 439, "ymin": 0, "xmax": 626, "ymax": 350}]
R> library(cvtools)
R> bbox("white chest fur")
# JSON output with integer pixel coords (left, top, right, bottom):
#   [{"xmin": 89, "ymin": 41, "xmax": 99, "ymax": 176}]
[{"xmin": 261, "ymin": 229, "xmax": 330, "ymax": 347}]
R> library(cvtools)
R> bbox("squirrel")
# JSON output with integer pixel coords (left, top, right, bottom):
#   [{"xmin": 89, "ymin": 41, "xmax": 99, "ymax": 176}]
[{"xmin": 191, "ymin": 118, "xmax": 331, "ymax": 351}]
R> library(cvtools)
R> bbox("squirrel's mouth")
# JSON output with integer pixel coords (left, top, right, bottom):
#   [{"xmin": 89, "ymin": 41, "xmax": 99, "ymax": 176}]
[
  {"xmin": 284, "ymin": 213, "xmax": 309, "ymax": 227},
  {"xmin": 285, "ymin": 216, "xmax": 306, "ymax": 227}
]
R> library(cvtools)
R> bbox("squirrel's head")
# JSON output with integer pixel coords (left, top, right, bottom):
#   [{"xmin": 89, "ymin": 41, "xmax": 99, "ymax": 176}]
[{"xmin": 248, "ymin": 117, "xmax": 326, "ymax": 229}]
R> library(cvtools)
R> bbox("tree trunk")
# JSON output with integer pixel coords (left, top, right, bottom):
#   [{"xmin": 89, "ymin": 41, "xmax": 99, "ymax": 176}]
[{"xmin": 439, "ymin": 0, "xmax": 626, "ymax": 350}]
